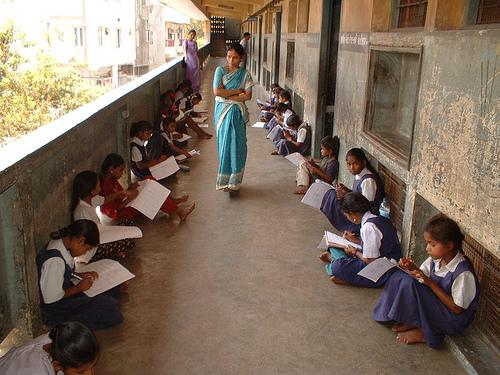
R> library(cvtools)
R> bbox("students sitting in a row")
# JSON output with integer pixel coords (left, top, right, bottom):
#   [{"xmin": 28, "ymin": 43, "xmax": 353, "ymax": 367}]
[
  {"xmin": 0, "ymin": 321, "xmax": 99, "ymax": 375},
  {"xmin": 37, "ymin": 219, "xmax": 123, "ymax": 330},
  {"xmin": 263, "ymin": 90, "xmax": 292, "ymax": 130},
  {"xmin": 295, "ymin": 136, "xmax": 339, "ymax": 194},
  {"xmin": 321, "ymin": 148, "xmax": 384, "ymax": 235},
  {"xmin": 272, "ymin": 114, "xmax": 311, "ymax": 156},
  {"xmin": 258, "ymin": 83, "xmax": 281, "ymax": 121},
  {"xmin": 115, "ymin": 129, "xmax": 195, "ymax": 221}
]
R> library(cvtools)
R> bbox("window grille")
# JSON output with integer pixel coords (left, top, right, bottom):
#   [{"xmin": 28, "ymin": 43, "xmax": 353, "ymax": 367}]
[{"xmin": 394, "ymin": 0, "xmax": 428, "ymax": 28}]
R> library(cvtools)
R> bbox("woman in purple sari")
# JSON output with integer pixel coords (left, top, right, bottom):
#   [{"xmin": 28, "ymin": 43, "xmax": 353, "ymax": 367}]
[{"xmin": 183, "ymin": 30, "xmax": 201, "ymax": 93}]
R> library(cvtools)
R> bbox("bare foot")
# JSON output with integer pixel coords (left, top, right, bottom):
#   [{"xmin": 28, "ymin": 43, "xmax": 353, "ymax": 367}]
[
  {"xmin": 173, "ymin": 194, "xmax": 189, "ymax": 204},
  {"xmin": 177, "ymin": 202, "xmax": 196, "ymax": 221},
  {"xmin": 294, "ymin": 185, "xmax": 308, "ymax": 195},
  {"xmin": 271, "ymin": 150, "xmax": 279, "ymax": 155},
  {"xmin": 319, "ymin": 251, "xmax": 332, "ymax": 263},
  {"xmin": 330, "ymin": 276, "xmax": 350, "ymax": 285},
  {"xmin": 200, "ymin": 133, "xmax": 212, "ymax": 139},
  {"xmin": 392, "ymin": 323, "xmax": 415, "ymax": 332},
  {"xmin": 396, "ymin": 328, "xmax": 426, "ymax": 345}
]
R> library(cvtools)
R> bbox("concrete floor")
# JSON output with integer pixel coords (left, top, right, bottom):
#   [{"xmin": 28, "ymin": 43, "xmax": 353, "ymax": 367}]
[{"xmin": 95, "ymin": 58, "xmax": 466, "ymax": 375}]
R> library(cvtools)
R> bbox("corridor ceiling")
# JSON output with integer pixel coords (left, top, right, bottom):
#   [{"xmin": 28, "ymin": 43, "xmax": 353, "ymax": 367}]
[{"xmin": 160, "ymin": 0, "xmax": 267, "ymax": 21}]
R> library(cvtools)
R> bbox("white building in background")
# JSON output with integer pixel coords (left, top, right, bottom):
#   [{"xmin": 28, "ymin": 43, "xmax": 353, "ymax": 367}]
[{"xmin": 0, "ymin": 0, "xmax": 172, "ymax": 87}]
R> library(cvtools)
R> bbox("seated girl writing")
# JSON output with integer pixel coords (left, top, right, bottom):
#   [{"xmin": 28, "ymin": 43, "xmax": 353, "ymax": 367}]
[
  {"xmin": 321, "ymin": 148, "xmax": 384, "ymax": 235},
  {"xmin": 272, "ymin": 114, "xmax": 311, "ymax": 156},
  {"xmin": 36, "ymin": 220, "xmax": 123, "ymax": 330},
  {"xmin": 101, "ymin": 153, "xmax": 195, "ymax": 222},
  {"xmin": 372, "ymin": 214, "xmax": 479, "ymax": 348},
  {"xmin": 0, "ymin": 321, "xmax": 99, "ymax": 375},
  {"xmin": 295, "ymin": 136, "xmax": 339, "ymax": 194},
  {"xmin": 320, "ymin": 192, "xmax": 402, "ymax": 287}
]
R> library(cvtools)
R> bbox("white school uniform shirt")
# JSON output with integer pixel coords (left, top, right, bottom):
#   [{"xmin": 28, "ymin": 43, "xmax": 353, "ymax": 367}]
[
  {"xmin": 296, "ymin": 125, "xmax": 307, "ymax": 143},
  {"xmin": 355, "ymin": 168, "xmax": 377, "ymax": 202},
  {"xmin": 0, "ymin": 333, "xmax": 60, "ymax": 375},
  {"xmin": 420, "ymin": 252, "xmax": 477, "ymax": 309},
  {"xmin": 360, "ymin": 212, "xmax": 383, "ymax": 259},
  {"xmin": 73, "ymin": 199, "xmax": 100, "ymax": 263},
  {"xmin": 39, "ymin": 239, "xmax": 75, "ymax": 304},
  {"xmin": 131, "ymin": 136, "xmax": 145, "ymax": 162}
]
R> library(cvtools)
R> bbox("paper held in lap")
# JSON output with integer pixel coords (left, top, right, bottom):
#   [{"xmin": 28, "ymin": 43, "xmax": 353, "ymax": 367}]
[
  {"xmin": 252, "ymin": 121, "xmax": 266, "ymax": 128},
  {"xmin": 74, "ymin": 259, "xmax": 135, "ymax": 297},
  {"xmin": 285, "ymin": 152, "xmax": 307, "ymax": 167},
  {"xmin": 126, "ymin": 179, "xmax": 170, "ymax": 220},
  {"xmin": 175, "ymin": 149, "xmax": 201, "ymax": 161},
  {"xmin": 324, "ymin": 231, "xmax": 361, "ymax": 250},
  {"xmin": 149, "ymin": 156, "xmax": 179, "ymax": 180},
  {"xmin": 357, "ymin": 257, "xmax": 424, "ymax": 283},
  {"xmin": 98, "ymin": 224, "xmax": 142, "ymax": 244},
  {"xmin": 192, "ymin": 116, "xmax": 208, "ymax": 123},
  {"xmin": 193, "ymin": 104, "xmax": 208, "ymax": 113},
  {"xmin": 301, "ymin": 180, "xmax": 335, "ymax": 209}
]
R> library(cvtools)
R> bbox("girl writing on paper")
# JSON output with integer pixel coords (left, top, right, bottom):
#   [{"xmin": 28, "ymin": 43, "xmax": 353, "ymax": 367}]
[
  {"xmin": 0, "ymin": 321, "xmax": 99, "ymax": 375},
  {"xmin": 295, "ymin": 136, "xmax": 340, "ymax": 194},
  {"xmin": 36, "ymin": 220, "xmax": 123, "ymax": 330},
  {"xmin": 319, "ymin": 192, "xmax": 402, "ymax": 287},
  {"xmin": 72, "ymin": 171, "xmax": 135, "ymax": 261},
  {"xmin": 271, "ymin": 114, "xmax": 311, "ymax": 157},
  {"xmin": 373, "ymin": 215, "xmax": 479, "ymax": 348},
  {"xmin": 213, "ymin": 42, "xmax": 254, "ymax": 193},
  {"xmin": 321, "ymin": 148, "xmax": 385, "ymax": 235},
  {"xmin": 101, "ymin": 153, "xmax": 195, "ymax": 222}
]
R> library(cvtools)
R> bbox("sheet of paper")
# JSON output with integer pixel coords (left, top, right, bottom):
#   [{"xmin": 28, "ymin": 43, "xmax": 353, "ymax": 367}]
[
  {"xmin": 317, "ymin": 235, "xmax": 328, "ymax": 251},
  {"xmin": 256, "ymin": 98, "xmax": 265, "ymax": 106},
  {"xmin": 149, "ymin": 156, "xmax": 180, "ymax": 180},
  {"xmin": 284, "ymin": 152, "xmax": 307, "ymax": 167},
  {"xmin": 325, "ymin": 231, "xmax": 362, "ymax": 250},
  {"xmin": 252, "ymin": 121, "xmax": 266, "ymax": 128},
  {"xmin": 198, "ymin": 123, "xmax": 209, "ymax": 128},
  {"xmin": 301, "ymin": 181, "xmax": 335, "ymax": 209},
  {"xmin": 175, "ymin": 149, "xmax": 200, "ymax": 161},
  {"xmin": 357, "ymin": 257, "xmax": 396, "ymax": 282},
  {"xmin": 172, "ymin": 133, "xmax": 191, "ymax": 142},
  {"xmin": 193, "ymin": 104, "xmax": 208, "ymax": 113},
  {"xmin": 126, "ymin": 179, "xmax": 170, "ymax": 220},
  {"xmin": 74, "ymin": 259, "xmax": 135, "ymax": 297},
  {"xmin": 192, "ymin": 116, "xmax": 208, "ymax": 123},
  {"xmin": 98, "ymin": 224, "xmax": 142, "ymax": 244}
]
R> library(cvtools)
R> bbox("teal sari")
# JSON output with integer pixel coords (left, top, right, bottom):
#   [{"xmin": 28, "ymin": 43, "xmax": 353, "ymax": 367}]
[{"xmin": 213, "ymin": 66, "xmax": 253, "ymax": 191}]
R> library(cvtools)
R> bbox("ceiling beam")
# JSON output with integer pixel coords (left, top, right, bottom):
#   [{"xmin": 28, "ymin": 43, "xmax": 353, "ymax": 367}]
[
  {"xmin": 205, "ymin": 5, "xmax": 248, "ymax": 18},
  {"xmin": 202, "ymin": 0, "xmax": 264, "ymax": 6}
]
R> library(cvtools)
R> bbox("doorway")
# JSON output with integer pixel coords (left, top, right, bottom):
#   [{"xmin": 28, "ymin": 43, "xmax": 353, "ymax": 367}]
[{"xmin": 314, "ymin": 0, "xmax": 341, "ymax": 153}]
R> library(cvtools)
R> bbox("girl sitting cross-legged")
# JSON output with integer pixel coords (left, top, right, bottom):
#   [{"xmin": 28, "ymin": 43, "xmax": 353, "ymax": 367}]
[
  {"xmin": 320, "ymin": 192, "xmax": 402, "ymax": 287},
  {"xmin": 295, "ymin": 135, "xmax": 340, "ymax": 194},
  {"xmin": 373, "ymin": 214, "xmax": 479, "ymax": 349},
  {"xmin": 36, "ymin": 220, "xmax": 123, "ymax": 330}
]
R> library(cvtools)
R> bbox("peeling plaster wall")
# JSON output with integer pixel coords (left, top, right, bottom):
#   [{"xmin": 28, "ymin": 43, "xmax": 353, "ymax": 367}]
[{"xmin": 334, "ymin": 29, "xmax": 500, "ymax": 257}]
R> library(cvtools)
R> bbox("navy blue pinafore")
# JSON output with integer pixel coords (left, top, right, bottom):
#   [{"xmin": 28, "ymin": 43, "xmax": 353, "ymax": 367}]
[
  {"xmin": 327, "ymin": 216, "xmax": 402, "ymax": 287},
  {"xmin": 36, "ymin": 247, "xmax": 123, "ymax": 330},
  {"xmin": 320, "ymin": 172, "xmax": 385, "ymax": 234},
  {"xmin": 372, "ymin": 258, "xmax": 480, "ymax": 348},
  {"xmin": 130, "ymin": 141, "xmax": 152, "ymax": 179}
]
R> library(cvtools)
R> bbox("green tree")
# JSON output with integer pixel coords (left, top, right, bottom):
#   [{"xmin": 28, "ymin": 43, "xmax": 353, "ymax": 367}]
[{"xmin": 0, "ymin": 24, "xmax": 99, "ymax": 145}]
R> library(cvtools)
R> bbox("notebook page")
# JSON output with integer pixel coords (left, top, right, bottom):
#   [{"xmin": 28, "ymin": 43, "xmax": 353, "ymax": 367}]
[
  {"xmin": 126, "ymin": 179, "xmax": 170, "ymax": 220},
  {"xmin": 149, "ymin": 156, "xmax": 180, "ymax": 180},
  {"xmin": 301, "ymin": 181, "xmax": 334, "ymax": 209},
  {"xmin": 75, "ymin": 259, "xmax": 135, "ymax": 297}
]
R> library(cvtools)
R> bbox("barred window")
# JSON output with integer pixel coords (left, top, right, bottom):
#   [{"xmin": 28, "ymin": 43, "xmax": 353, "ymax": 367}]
[
  {"xmin": 477, "ymin": 0, "xmax": 500, "ymax": 24},
  {"xmin": 394, "ymin": 0, "xmax": 428, "ymax": 28}
]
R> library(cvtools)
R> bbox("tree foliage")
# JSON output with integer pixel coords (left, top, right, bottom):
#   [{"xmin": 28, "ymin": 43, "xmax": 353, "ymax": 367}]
[{"xmin": 0, "ymin": 24, "xmax": 99, "ymax": 145}]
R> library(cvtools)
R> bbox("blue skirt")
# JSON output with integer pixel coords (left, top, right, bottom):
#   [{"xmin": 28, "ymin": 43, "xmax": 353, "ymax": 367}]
[
  {"xmin": 41, "ymin": 287, "xmax": 123, "ymax": 331},
  {"xmin": 330, "ymin": 257, "xmax": 394, "ymax": 288},
  {"xmin": 320, "ymin": 189, "xmax": 360, "ymax": 234},
  {"xmin": 373, "ymin": 270, "xmax": 476, "ymax": 348}
]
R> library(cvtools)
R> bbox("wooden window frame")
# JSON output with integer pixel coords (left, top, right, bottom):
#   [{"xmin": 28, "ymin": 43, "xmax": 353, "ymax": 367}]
[
  {"xmin": 363, "ymin": 46, "xmax": 423, "ymax": 168},
  {"xmin": 392, "ymin": 0, "xmax": 428, "ymax": 28}
]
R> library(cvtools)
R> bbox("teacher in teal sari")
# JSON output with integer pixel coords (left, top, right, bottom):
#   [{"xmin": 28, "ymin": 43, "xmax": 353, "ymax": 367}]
[{"xmin": 213, "ymin": 42, "xmax": 254, "ymax": 192}]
